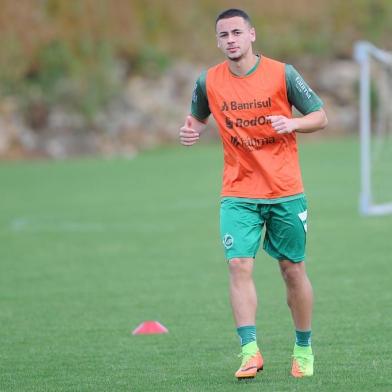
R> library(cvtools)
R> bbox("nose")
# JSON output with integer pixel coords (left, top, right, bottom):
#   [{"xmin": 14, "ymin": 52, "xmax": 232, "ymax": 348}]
[{"xmin": 227, "ymin": 33, "xmax": 236, "ymax": 43}]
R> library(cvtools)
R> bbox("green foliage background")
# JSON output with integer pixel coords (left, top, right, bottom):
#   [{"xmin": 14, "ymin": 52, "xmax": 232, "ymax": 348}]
[{"xmin": 0, "ymin": 0, "xmax": 392, "ymax": 116}]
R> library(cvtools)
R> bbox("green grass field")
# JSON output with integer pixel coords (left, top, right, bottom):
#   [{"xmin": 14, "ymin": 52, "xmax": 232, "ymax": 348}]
[{"xmin": 1, "ymin": 137, "xmax": 391, "ymax": 391}]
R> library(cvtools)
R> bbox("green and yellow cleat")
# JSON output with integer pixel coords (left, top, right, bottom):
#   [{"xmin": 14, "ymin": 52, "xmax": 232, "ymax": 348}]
[
  {"xmin": 291, "ymin": 345, "xmax": 314, "ymax": 378},
  {"xmin": 235, "ymin": 350, "xmax": 264, "ymax": 380}
]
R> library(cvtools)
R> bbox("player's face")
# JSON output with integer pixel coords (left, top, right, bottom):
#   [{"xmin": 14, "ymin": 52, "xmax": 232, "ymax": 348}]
[{"xmin": 216, "ymin": 17, "xmax": 255, "ymax": 61}]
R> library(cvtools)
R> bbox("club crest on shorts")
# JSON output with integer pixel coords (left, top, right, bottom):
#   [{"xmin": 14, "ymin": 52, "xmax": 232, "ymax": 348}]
[
  {"xmin": 298, "ymin": 210, "xmax": 308, "ymax": 232},
  {"xmin": 223, "ymin": 233, "xmax": 234, "ymax": 249}
]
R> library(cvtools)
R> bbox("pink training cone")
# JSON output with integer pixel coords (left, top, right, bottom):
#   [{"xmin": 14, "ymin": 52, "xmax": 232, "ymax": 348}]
[{"xmin": 132, "ymin": 321, "xmax": 169, "ymax": 335}]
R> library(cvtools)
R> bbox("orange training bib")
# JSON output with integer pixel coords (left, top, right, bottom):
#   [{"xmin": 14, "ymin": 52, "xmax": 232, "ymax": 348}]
[{"xmin": 206, "ymin": 56, "xmax": 304, "ymax": 198}]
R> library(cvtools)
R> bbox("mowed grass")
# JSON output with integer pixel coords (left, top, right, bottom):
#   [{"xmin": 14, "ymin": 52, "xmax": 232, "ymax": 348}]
[{"xmin": 1, "ymin": 137, "xmax": 391, "ymax": 392}]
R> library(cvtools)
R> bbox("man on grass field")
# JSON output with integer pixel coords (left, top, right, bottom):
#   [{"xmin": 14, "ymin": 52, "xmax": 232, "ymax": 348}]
[{"xmin": 179, "ymin": 8, "xmax": 328, "ymax": 380}]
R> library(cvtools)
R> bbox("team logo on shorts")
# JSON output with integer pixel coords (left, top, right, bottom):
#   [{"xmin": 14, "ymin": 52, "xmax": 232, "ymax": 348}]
[
  {"xmin": 298, "ymin": 210, "xmax": 308, "ymax": 232},
  {"xmin": 223, "ymin": 233, "xmax": 234, "ymax": 249}
]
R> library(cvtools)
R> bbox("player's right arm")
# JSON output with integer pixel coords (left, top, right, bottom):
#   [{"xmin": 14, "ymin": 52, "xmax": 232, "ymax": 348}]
[
  {"xmin": 179, "ymin": 71, "xmax": 210, "ymax": 147},
  {"xmin": 180, "ymin": 115, "xmax": 207, "ymax": 146}
]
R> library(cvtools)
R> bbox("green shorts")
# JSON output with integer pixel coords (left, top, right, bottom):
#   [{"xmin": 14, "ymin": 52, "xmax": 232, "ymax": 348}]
[{"xmin": 220, "ymin": 196, "xmax": 308, "ymax": 262}]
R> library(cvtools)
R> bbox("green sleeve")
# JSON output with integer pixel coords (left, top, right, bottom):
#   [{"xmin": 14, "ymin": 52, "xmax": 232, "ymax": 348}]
[
  {"xmin": 190, "ymin": 70, "xmax": 211, "ymax": 121},
  {"xmin": 285, "ymin": 64, "xmax": 323, "ymax": 115}
]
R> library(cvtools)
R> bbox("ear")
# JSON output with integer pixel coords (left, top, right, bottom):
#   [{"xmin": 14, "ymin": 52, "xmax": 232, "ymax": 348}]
[{"xmin": 250, "ymin": 27, "xmax": 256, "ymax": 43}]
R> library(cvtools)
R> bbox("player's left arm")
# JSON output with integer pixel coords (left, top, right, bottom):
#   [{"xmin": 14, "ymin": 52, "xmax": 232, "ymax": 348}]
[
  {"xmin": 268, "ymin": 109, "xmax": 327, "ymax": 134},
  {"xmin": 268, "ymin": 64, "xmax": 328, "ymax": 134}
]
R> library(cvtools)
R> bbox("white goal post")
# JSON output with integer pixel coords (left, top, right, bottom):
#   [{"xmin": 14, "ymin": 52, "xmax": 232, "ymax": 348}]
[{"xmin": 354, "ymin": 41, "xmax": 392, "ymax": 216}]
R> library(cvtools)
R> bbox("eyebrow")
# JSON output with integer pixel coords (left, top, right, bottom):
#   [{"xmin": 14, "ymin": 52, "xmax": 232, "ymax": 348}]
[{"xmin": 218, "ymin": 28, "xmax": 243, "ymax": 36}]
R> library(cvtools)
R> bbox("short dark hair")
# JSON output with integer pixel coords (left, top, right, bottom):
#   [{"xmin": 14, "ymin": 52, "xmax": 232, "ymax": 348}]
[{"xmin": 215, "ymin": 9, "xmax": 251, "ymax": 27}]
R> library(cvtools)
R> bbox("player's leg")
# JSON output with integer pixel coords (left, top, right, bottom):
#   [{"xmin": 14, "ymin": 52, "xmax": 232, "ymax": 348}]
[
  {"xmin": 279, "ymin": 260, "xmax": 313, "ymax": 332},
  {"xmin": 228, "ymin": 258, "xmax": 264, "ymax": 379},
  {"xmin": 263, "ymin": 196, "xmax": 314, "ymax": 377},
  {"xmin": 229, "ymin": 257, "xmax": 257, "ymax": 328},
  {"xmin": 220, "ymin": 198, "xmax": 264, "ymax": 379},
  {"xmin": 279, "ymin": 260, "xmax": 314, "ymax": 377}
]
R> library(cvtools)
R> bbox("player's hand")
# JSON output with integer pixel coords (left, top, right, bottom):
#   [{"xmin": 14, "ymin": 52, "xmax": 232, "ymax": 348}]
[
  {"xmin": 180, "ymin": 116, "xmax": 200, "ymax": 146},
  {"xmin": 267, "ymin": 115, "xmax": 299, "ymax": 134}
]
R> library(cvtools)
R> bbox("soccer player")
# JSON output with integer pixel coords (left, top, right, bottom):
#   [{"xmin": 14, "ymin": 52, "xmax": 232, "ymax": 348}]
[{"xmin": 179, "ymin": 8, "xmax": 327, "ymax": 379}]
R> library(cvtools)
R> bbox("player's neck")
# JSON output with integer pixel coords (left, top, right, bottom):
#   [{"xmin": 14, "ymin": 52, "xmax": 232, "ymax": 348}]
[{"xmin": 228, "ymin": 51, "xmax": 258, "ymax": 77}]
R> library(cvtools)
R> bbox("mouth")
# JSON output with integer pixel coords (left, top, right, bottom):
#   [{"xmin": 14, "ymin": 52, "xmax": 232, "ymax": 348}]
[{"xmin": 227, "ymin": 47, "xmax": 239, "ymax": 53}]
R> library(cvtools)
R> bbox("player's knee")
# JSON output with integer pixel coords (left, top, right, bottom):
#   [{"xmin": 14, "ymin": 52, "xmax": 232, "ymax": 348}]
[
  {"xmin": 280, "ymin": 261, "xmax": 305, "ymax": 284},
  {"xmin": 228, "ymin": 257, "xmax": 254, "ymax": 278}
]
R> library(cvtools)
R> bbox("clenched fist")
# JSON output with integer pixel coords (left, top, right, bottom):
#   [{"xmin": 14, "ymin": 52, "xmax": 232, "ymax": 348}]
[{"xmin": 267, "ymin": 115, "xmax": 299, "ymax": 134}]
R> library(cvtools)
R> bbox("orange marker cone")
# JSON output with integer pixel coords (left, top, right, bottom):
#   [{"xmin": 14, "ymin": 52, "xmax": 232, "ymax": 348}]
[{"xmin": 132, "ymin": 321, "xmax": 169, "ymax": 335}]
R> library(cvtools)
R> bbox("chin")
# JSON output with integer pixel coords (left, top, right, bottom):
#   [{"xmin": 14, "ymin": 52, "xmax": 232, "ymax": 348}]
[{"xmin": 227, "ymin": 53, "xmax": 242, "ymax": 62}]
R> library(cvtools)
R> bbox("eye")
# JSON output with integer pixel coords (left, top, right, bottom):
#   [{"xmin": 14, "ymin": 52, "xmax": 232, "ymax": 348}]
[{"xmin": 234, "ymin": 31, "xmax": 242, "ymax": 36}]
